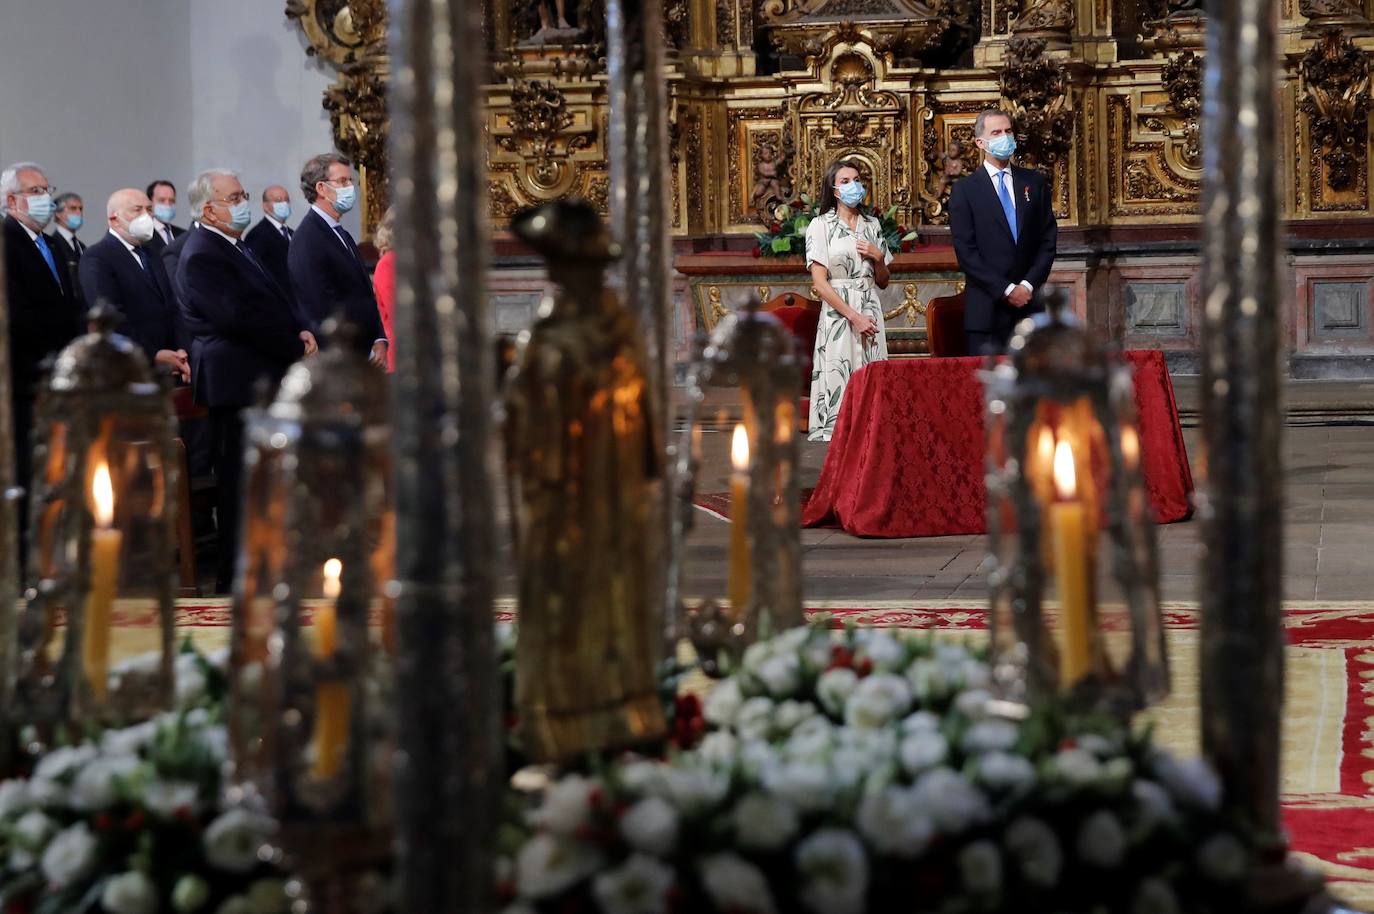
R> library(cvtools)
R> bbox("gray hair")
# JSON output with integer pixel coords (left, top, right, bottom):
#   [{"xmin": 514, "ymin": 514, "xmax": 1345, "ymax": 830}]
[
  {"xmin": 0, "ymin": 161, "xmax": 46, "ymax": 216},
  {"xmin": 974, "ymin": 109, "xmax": 1015, "ymax": 139},
  {"xmin": 300, "ymin": 152, "xmax": 350, "ymax": 203},
  {"xmin": 54, "ymin": 192, "xmax": 82, "ymax": 211},
  {"xmin": 374, "ymin": 205, "xmax": 396, "ymax": 253},
  {"xmin": 188, "ymin": 168, "xmax": 239, "ymax": 218}
]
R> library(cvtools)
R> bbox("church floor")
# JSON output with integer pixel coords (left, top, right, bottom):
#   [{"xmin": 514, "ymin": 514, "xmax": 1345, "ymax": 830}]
[{"xmin": 680, "ymin": 378, "xmax": 1374, "ymax": 606}]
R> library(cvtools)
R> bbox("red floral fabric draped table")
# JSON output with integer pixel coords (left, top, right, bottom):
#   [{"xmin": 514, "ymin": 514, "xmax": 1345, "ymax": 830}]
[{"xmin": 801, "ymin": 350, "xmax": 1194, "ymax": 537}]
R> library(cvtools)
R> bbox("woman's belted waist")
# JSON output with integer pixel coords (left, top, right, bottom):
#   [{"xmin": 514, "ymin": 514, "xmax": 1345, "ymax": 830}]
[{"xmin": 829, "ymin": 277, "xmax": 874, "ymax": 290}]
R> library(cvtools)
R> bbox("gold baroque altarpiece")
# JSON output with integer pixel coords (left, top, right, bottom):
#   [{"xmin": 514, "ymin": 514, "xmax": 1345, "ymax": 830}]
[{"xmin": 287, "ymin": 0, "xmax": 1374, "ymax": 235}]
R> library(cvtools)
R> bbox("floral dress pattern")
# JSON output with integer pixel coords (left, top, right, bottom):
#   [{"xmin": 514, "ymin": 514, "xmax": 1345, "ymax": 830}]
[{"xmin": 805, "ymin": 210, "xmax": 891, "ymax": 441}]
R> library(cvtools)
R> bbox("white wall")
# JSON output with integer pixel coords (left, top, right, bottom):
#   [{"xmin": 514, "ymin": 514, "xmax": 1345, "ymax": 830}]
[{"xmin": 0, "ymin": 0, "xmax": 359, "ymax": 236}]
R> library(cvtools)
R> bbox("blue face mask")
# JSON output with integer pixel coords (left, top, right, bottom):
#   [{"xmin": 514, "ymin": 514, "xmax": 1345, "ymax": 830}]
[
  {"xmin": 987, "ymin": 134, "xmax": 1017, "ymax": 160},
  {"xmin": 64, "ymin": 213, "xmax": 84, "ymax": 232},
  {"xmin": 24, "ymin": 193, "xmax": 54, "ymax": 227},
  {"xmin": 330, "ymin": 184, "xmax": 357, "ymax": 214},
  {"xmin": 227, "ymin": 200, "xmax": 252, "ymax": 232},
  {"xmin": 836, "ymin": 180, "xmax": 866, "ymax": 208},
  {"xmin": 271, "ymin": 201, "xmax": 292, "ymax": 222},
  {"xmin": 154, "ymin": 203, "xmax": 176, "ymax": 224}
]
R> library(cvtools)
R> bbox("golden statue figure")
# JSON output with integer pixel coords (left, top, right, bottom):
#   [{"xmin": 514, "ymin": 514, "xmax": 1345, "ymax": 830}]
[{"xmin": 504, "ymin": 200, "xmax": 667, "ymax": 762}]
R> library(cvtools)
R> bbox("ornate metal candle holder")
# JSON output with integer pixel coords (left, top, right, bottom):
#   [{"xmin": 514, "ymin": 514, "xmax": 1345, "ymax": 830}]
[
  {"xmin": 981, "ymin": 290, "xmax": 1167, "ymax": 714},
  {"xmin": 7, "ymin": 304, "xmax": 177, "ymax": 737},
  {"xmin": 669, "ymin": 297, "xmax": 805, "ymax": 675},
  {"xmin": 503, "ymin": 200, "xmax": 666, "ymax": 762},
  {"xmin": 226, "ymin": 322, "xmax": 394, "ymax": 910}
]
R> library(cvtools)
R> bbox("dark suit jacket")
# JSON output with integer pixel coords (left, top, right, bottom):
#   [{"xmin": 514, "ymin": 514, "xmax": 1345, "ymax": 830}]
[
  {"xmin": 3, "ymin": 216, "xmax": 83, "ymax": 404},
  {"xmin": 243, "ymin": 217, "xmax": 294, "ymax": 297},
  {"xmin": 143, "ymin": 222, "xmax": 186, "ymax": 259},
  {"xmin": 177, "ymin": 227, "xmax": 306, "ymax": 408},
  {"xmin": 161, "ymin": 226, "xmax": 194, "ymax": 305},
  {"xmin": 48, "ymin": 230, "xmax": 86, "ymax": 308},
  {"xmin": 948, "ymin": 164, "xmax": 1058, "ymax": 335},
  {"xmin": 288, "ymin": 208, "xmax": 384, "ymax": 353},
  {"xmin": 78, "ymin": 232, "xmax": 184, "ymax": 365}
]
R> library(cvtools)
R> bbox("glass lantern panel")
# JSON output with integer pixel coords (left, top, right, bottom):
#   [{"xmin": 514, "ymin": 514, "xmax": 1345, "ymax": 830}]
[{"xmin": 93, "ymin": 413, "xmax": 171, "ymax": 602}]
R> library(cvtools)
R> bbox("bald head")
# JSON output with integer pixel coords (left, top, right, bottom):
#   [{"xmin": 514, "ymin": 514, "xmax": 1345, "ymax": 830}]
[
  {"xmin": 262, "ymin": 184, "xmax": 291, "ymax": 223},
  {"xmin": 107, "ymin": 188, "xmax": 154, "ymax": 245}
]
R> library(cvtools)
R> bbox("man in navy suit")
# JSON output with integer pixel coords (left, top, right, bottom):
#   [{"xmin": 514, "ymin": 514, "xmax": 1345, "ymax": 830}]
[
  {"xmin": 288, "ymin": 153, "xmax": 388, "ymax": 365},
  {"xmin": 243, "ymin": 185, "xmax": 294, "ymax": 294},
  {"xmin": 49, "ymin": 192, "xmax": 87, "ymax": 306},
  {"xmin": 178, "ymin": 168, "xmax": 318, "ymax": 593},
  {"xmin": 2, "ymin": 161, "xmax": 83, "ymax": 573},
  {"xmin": 948, "ymin": 109, "xmax": 1058, "ymax": 355},
  {"xmin": 78, "ymin": 188, "xmax": 188, "ymax": 383}
]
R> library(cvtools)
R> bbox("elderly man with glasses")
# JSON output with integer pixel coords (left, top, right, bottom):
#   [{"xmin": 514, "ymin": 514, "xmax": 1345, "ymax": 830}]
[
  {"xmin": 176, "ymin": 168, "xmax": 317, "ymax": 593},
  {"xmin": 1, "ymin": 161, "xmax": 84, "ymax": 574}
]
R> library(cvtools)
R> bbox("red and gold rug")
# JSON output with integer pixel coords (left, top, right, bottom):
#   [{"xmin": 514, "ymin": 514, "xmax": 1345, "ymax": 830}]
[{"xmin": 115, "ymin": 597, "xmax": 1374, "ymax": 908}]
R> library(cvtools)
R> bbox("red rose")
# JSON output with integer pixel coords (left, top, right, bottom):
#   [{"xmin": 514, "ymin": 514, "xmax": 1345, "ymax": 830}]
[
  {"xmin": 856, "ymin": 657, "xmax": 874, "ymax": 677},
  {"xmin": 751, "ymin": 245, "xmax": 762, "ymax": 258},
  {"xmin": 770, "ymin": 222, "xmax": 781, "ymax": 233},
  {"xmin": 901, "ymin": 240, "xmax": 914, "ymax": 253},
  {"xmin": 792, "ymin": 199, "xmax": 804, "ymax": 208},
  {"xmin": 94, "ymin": 813, "xmax": 114, "ymax": 831},
  {"xmin": 830, "ymin": 645, "xmax": 854, "ymax": 669},
  {"xmin": 123, "ymin": 810, "xmax": 146, "ymax": 831}
]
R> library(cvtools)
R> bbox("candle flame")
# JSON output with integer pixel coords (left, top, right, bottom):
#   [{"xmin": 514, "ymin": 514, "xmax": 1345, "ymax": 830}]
[
  {"xmin": 731, "ymin": 424, "xmax": 750, "ymax": 471},
  {"xmin": 1036, "ymin": 426, "xmax": 1055, "ymax": 473},
  {"xmin": 1121, "ymin": 425, "xmax": 1139, "ymax": 469},
  {"xmin": 1052, "ymin": 440, "xmax": 1077, "ymax": 500},
  {"xmin": 322, "ymin": 558, "xmax": 342, "ymax": 600},
  {"xmin": 92, "ymin": 461, "xmax": 114, "ymax": 528}
]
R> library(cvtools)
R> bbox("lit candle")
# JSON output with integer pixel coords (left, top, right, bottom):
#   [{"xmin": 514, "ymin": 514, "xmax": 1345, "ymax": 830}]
[
  {"xmin": 1050, "ymin": 440, "xmax": 1093, "ymax": 685},
  {"xmin": 1121, "ymin": 425, "xmax": 1140, "ymax": 471},
  {"xmin": 311, "ymin": 558, "xmax": 350, "ymax": 779},
  {"xmin": 727, "ymin": 425, "xmax": 751, "ymax": 617},
  {"xmin": 83, "ymin": 461, "xmax": 121, "ymax": 704}
]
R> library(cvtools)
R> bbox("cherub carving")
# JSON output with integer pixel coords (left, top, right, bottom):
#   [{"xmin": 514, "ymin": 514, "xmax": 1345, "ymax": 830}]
[
  {"xmin": 938, "ymin": 138, "xmax": 967, "ymax": 198},
  {"xmin": 749, "ymin": 140, "xmax": 787, "ymax": 219}
]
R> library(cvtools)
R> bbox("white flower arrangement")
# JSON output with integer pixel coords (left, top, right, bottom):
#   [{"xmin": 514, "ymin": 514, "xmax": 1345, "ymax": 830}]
[{"xmin": 502, "ymin": 622, "xmax": 1270, "ymax": 914}]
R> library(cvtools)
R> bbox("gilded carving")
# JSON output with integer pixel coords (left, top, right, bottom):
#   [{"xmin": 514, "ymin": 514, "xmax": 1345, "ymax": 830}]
[
  {"xmin": 1011, "ymin": 0, "xmax": 1075, "ymax": 51},
  {"xmin": 728, "ymin": 105, "xmax": 788, "ymax": 225},
  {"xmin": 1300, "ymin": 30, "xmax": 1372, "ymax": 196},
  {"xmin": 918, "ymin": 100, "xmax": 985, "ymax": 223},
  {"xmin": 287, "ymin": 0, "xmax": 390, "ymax": 236},
  {"xmin": 500, "ymin": 81, "xmax": 584, "ymax": 192},
  {"xmin": 1299, "ymin": 0, "xmax": 1374, "ymax": 37},
  {"xmin": 1146, "ymin": 50, "xmax": 1203, "ymax": 169},
  {"xmin": 749, "ymin": 133, "xmax": 793, "ymax": 220},
  {"xmin": 1107, "ymin": 94, "xmax": 1200, "ymax": 217},
  {"xmin": 999, "ymin": 38, "xmax": 1074, "ymax": 171},
  {"xmin": 761, "ymin": 0, "xmax": 953, "ymax": 62}
]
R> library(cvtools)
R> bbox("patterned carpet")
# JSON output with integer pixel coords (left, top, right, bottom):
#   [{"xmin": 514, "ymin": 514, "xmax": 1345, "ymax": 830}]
[{"xmin": 114, "ymin": 597, "xmax": 1374, "ymax": 909}]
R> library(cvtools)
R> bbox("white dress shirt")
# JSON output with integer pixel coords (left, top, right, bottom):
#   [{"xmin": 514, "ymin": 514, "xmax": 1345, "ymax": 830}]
[
  {"xmin": 983, "ymin": 158, "xmax": 1033, "ymax": 299},
  {"xmin": 108, "ymin": 228, "xmax": 147, "ymax": 269},
  {"xmin": 55, "ymin": 224, "xmax": 83, "ymax": 252},
  {"xmin": 153, "ymin": 220, "xmax": 174, "ymax": 246}
]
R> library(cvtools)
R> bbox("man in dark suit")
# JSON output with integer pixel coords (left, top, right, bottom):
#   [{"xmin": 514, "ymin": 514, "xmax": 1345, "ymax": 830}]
[
  {"xmin": 288, "ymin": 153, "xmax": 388, "ymax": 365},
  {"xmin": 178, "ymin": 168, "xmax": 317, "ymax": 593},
  {"xmin": 2, "ymin": 161, "xmax": 84, "ymax": 572},
  {"xmin": 144, "ymin": 179, "xmax": 186, "ymax": 258},
  {"xmin": 78, "ymin": 188, "xmax": 188, "ymax": 382},
  {"xmin": 948, "ymin": 109, "xmax": 1058, "ymax": 355},
  {"xmin": 243, "ymin": 185, "xmax": 294, "ymax": 293},
  {"xmin": 49, "ymin": 192, "xmax": 87, "ymax": 307},
  {"xmin": 161, "ymin": 222, "xmax": 195, "ymax": 305}
]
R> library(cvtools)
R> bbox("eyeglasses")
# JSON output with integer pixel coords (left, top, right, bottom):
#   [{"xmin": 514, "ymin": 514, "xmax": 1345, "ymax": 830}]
[
  {"xmin": 321, "ymin": 177, "xmax": 354, "ymax": 188},
  {"xmin": 215, "ymin": 192, "xmax": 250, "ymax": 206},
  {"xmin": 19, "ymin": 183, "xmax": 53, "ymax": 196}
]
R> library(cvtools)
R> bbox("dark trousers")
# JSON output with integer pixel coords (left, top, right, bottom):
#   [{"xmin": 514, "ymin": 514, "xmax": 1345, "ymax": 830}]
[
  {"xmin": 208, "ymin": 405, "xmax": 245, "ymax": 593},
  {"xmin": 966, "ymin": 330, "xmax": 1008, "ymax": 357}
]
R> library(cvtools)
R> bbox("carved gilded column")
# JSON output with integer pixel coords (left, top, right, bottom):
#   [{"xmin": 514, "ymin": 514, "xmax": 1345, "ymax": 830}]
[
  {"xmin": 684, "ymin": 0, "xmax": 757, "ymax": 76},
  {"xmin": 1198, "ymin": 0, "xmax": 1284, "ymax": 838},
  {"xmin": 287, "ymin": 0, "xmax": 390, "ymax": 237}
]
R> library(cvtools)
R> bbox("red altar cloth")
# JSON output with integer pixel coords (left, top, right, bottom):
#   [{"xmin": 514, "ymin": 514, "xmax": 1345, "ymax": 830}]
[{"xmin": 801, "ymin": 350, "xmax": 1194, "ymax": 537}]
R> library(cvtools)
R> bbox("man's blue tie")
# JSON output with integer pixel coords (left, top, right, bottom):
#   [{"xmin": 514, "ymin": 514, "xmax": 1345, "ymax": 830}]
[
  {"xmin": 997, "ymin": 170, "xmax": 1018, "ymax": 243},
  {"xmin": 34, "ymin": 233, "xmax": 61, "ymax": 286}
]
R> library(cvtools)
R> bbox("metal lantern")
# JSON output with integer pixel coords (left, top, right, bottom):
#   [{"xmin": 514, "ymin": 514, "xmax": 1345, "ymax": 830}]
[
  {"xmin": 10, "ymin": 305, "xmax": 178, "ymax": 732},
  {"xmin": 669, "ymin": 298, "xmax": 805, "ymax": 672},
  {"xmin": 981, "ymin": 291, "xmax": 1168, "ymax": 713},
  {"xmin": 226, "ymin": 323, "xmax": 394, "ymax": 904}
]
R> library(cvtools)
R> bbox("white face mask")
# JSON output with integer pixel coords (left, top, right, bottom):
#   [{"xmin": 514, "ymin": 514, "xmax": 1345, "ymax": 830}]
[{"xmin": 127, "ymin": 212, "xmax": 157, "ymax": 243}]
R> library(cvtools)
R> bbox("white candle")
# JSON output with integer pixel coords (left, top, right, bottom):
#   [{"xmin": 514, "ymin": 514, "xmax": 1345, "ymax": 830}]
[
  {"xmin": 728, "ymin": 425, "xmax": 750, "ymax": 617},
  {"xmin": 84, "ymin": 462, "xmax": 121, "ymax": 704}
]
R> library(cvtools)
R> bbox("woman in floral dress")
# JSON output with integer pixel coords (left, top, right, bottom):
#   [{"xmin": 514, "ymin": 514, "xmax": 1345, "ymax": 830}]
[{"xmin": 805, "ymin": 159, "xmax": 892, "ymax": 441}]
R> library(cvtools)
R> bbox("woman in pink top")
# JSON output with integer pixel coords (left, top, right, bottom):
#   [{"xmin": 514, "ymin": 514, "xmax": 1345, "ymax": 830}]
[{"xmin": 372, "ymin": 206, "xmax": 397, "ymax": 372}]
